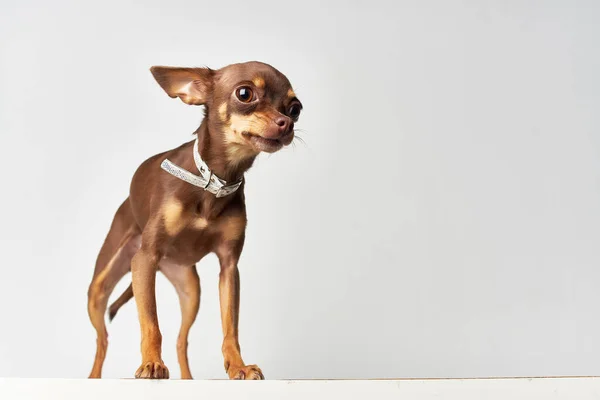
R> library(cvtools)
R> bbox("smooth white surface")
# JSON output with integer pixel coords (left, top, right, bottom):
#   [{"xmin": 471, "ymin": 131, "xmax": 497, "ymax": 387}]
[
  {"xmin": 2, "ymin": 378, "xmax": 600, "ymax": 400},
  {"xmin": 1, "ymin": 0, "xmax": 600, "ymax": 380}
]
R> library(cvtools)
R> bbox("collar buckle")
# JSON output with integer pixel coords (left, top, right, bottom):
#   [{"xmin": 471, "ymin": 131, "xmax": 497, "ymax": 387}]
[{"xmin": 160, "ymin": 136, "xmax": 243, "ymax": 198}]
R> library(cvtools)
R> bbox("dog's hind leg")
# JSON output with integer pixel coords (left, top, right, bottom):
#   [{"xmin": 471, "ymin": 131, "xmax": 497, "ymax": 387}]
[
  {"xmin": 161, "ymin": 264, "xmax": 201, "ymax": 379},
  {"xmin": 87, "ymin": 198, "xmax": 141, "ymax": 378}
]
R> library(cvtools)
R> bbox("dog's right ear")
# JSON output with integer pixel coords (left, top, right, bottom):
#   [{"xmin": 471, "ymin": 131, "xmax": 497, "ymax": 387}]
[{"xmin": 150, "ymin": 66, "xmax": 214, "ymax": 106}]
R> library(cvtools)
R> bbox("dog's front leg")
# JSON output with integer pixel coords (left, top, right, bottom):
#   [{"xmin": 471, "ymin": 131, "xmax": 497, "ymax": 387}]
[
  {"xmin": 131, "ymin": 243, "xmax": 169, "ymax": 379},
  {"xmin": 216, "ymin": 245, "xmax": 264, "ymax": 380}
]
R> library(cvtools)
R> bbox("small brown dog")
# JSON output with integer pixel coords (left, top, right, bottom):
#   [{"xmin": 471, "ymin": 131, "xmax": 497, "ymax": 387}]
[{"xmin": 87, "ymin": 61, "xmax": 302, "ymax": 380}]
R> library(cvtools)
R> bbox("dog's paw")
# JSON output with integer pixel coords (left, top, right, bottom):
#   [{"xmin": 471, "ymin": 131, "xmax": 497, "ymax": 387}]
[
  {"xmin": 227, "ymin": 364, "xmax": 264, "ymax": 380},
  {"xmin": 135, "ymin": 361, "xmax": 170, "ymax": 379}
]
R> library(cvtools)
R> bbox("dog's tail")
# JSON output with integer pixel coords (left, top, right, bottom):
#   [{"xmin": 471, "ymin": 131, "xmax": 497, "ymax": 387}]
[{"xmin": 107, "ymin": 283, "xmax": 134, "ymax": 322}]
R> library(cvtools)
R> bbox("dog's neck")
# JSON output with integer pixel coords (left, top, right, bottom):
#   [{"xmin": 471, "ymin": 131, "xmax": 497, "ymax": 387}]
[{"xmin": 193, "ymin": 120, "xmax": 256, "ymax": 183}]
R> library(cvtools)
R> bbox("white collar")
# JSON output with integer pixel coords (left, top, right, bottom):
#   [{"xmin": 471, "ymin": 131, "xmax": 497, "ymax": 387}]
[{"xmin": 160, "ymin": 136, "xmax": 243, "ymax": 198}]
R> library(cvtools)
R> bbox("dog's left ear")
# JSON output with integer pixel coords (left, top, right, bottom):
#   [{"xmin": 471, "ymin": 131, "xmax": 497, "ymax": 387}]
[{"xmin": 150, "ymin": 66, "xmax": 214, "ymax": 105}]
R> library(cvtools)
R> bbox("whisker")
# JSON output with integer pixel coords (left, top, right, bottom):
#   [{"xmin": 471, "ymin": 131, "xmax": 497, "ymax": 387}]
[{"xmin": 293, "ymin": 135, "xmax": 307, "ymax": 147}]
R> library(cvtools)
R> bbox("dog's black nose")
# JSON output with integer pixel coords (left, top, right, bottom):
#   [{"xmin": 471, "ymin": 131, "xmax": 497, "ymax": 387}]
[{"xmin": 274, "ymin": 116, "xmax": 292, "ymax": 135}]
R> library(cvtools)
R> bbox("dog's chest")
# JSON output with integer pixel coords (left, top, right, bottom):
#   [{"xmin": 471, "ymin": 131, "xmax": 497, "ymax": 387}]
[{"xmin": 162, "ymin": 208, "xmax": 246, "ymax": 264}]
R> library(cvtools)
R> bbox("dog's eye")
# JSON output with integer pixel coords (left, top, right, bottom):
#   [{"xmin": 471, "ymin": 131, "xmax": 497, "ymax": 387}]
[
  {"xmin": 235, "ymin": 87, "xmax": 254, "ymax": 103},
  {"xmin": 288, "ymin": 103, "xmax": 302, "ymax": 119}
]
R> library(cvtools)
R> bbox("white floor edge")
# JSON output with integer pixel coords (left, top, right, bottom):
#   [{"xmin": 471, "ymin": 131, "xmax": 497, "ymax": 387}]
[{"xmin": 2, "ymin": 377, "xmax": 600, "ymax": 400}]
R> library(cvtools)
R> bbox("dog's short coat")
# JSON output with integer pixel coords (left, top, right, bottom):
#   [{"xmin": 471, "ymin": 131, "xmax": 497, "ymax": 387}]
[{"xmin": 87, "ymin": 62, "xmax": 302, "ymax": 380}]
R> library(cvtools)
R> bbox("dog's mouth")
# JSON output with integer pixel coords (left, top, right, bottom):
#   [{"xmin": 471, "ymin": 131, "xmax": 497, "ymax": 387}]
[{"xmin": 242, "ymin": 131, "xmax": 293, "ymax": 153}]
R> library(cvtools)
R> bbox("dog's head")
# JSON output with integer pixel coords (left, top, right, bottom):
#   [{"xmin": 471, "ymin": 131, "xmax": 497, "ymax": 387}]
[{"xmin": 150, "ymin": 62, "xmax": 302, "ymax": 162}]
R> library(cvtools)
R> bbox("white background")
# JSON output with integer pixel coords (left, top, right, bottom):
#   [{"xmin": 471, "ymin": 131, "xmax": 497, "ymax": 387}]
[
  {"xmin": 0, "ymin": 0, "xmax": 599, "ymax": 380},
  {"xmin": 3, "ymin": 378, "xmax": 600, "ymax": 400}
]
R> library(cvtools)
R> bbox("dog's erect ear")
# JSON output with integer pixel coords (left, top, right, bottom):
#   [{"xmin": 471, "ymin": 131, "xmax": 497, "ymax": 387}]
[{"xmin": 150, "ymin": 66, "xmax": 214, "ymax": 105}]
